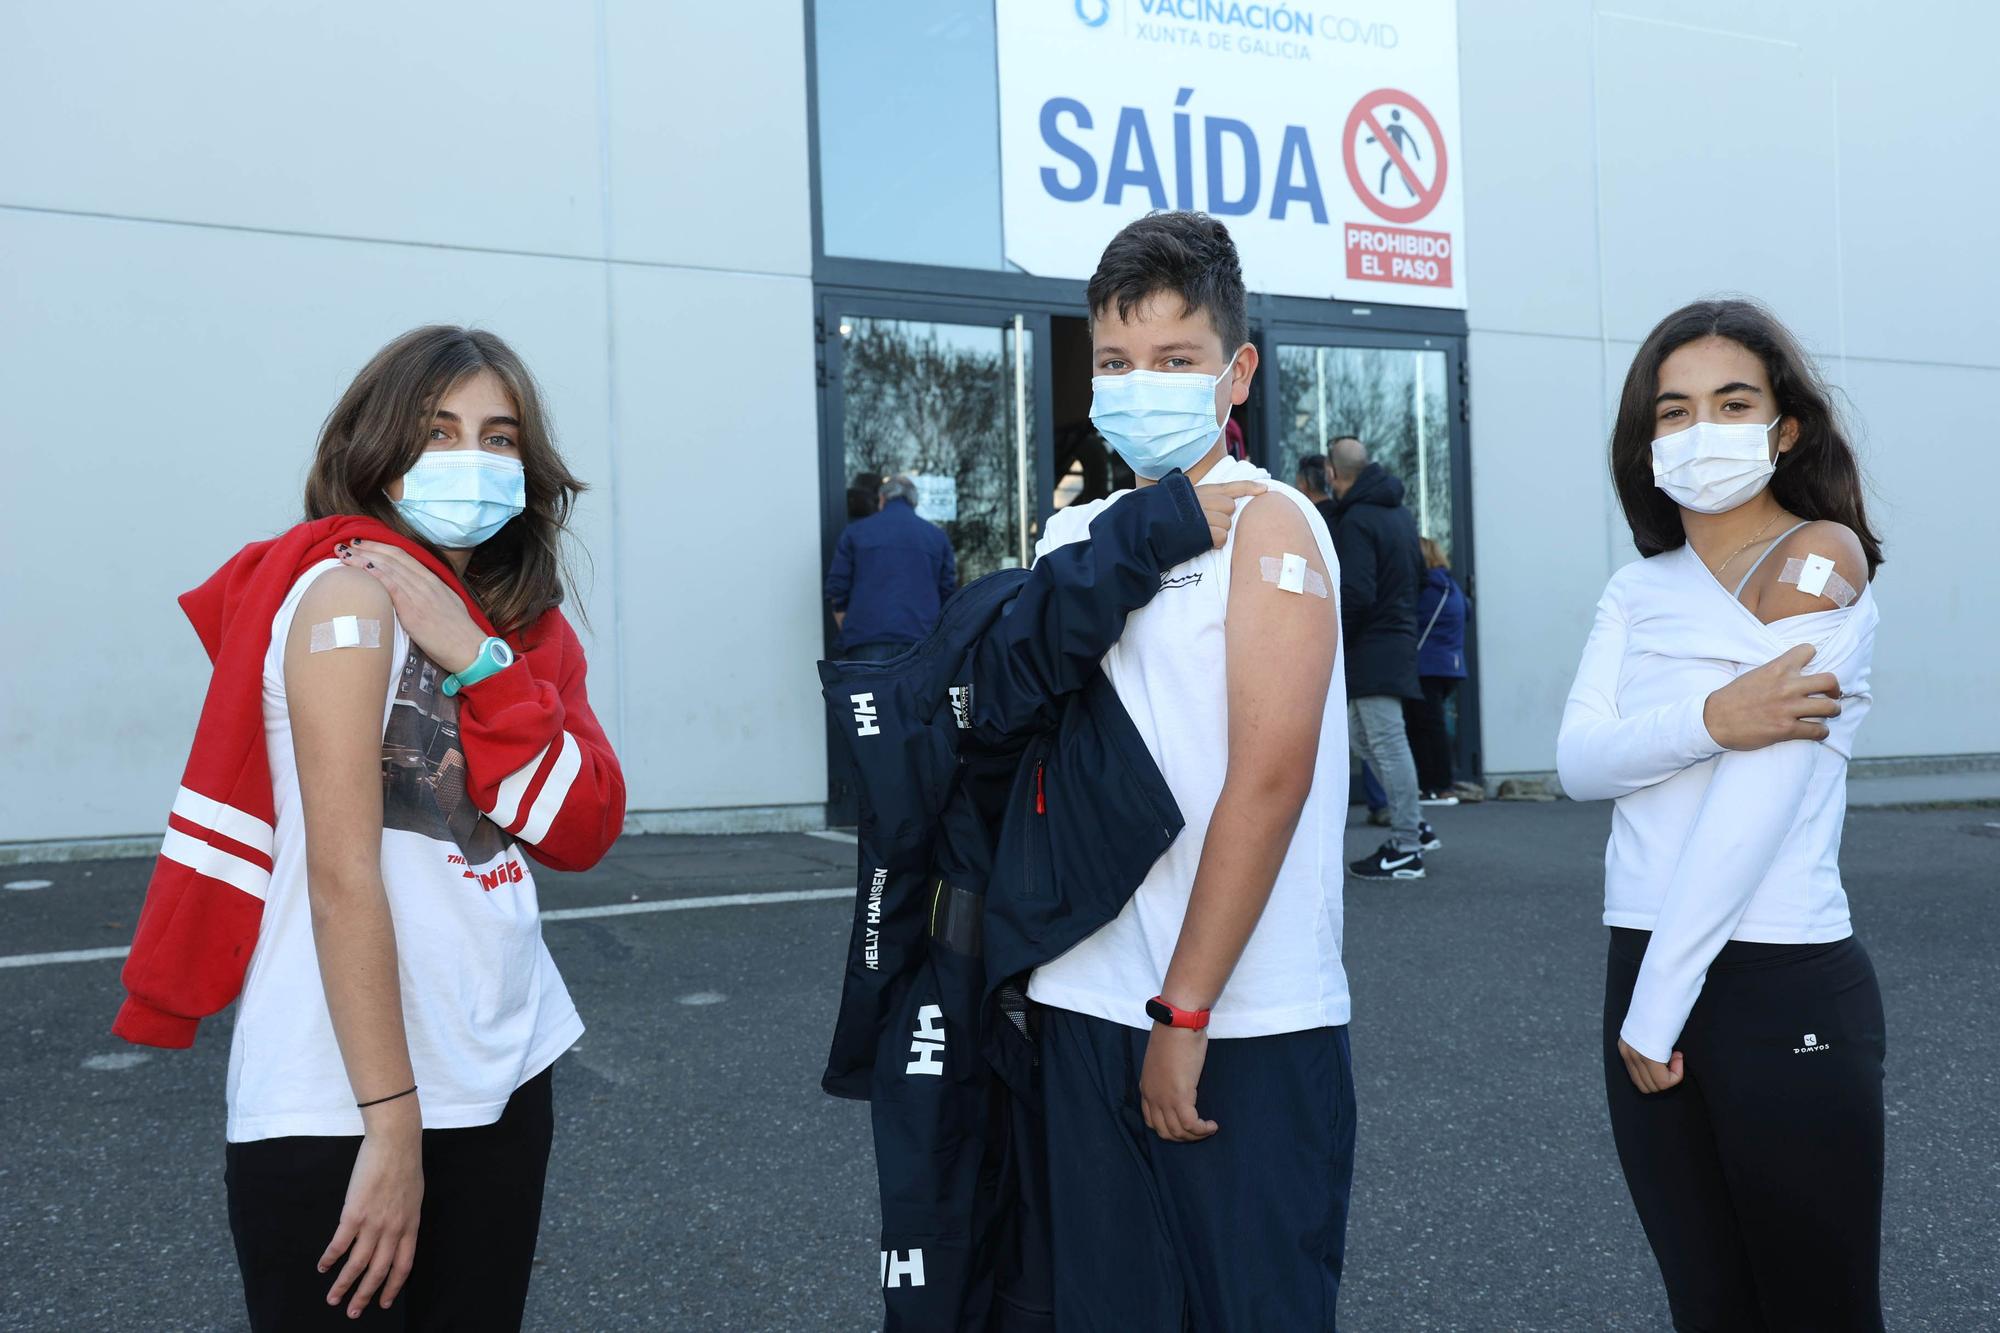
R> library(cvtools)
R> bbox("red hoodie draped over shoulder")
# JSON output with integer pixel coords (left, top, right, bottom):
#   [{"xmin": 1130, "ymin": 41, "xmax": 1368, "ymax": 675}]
[{"xmin": 113, "ymin": 517, "xmax": 625, "ymax": 1049}]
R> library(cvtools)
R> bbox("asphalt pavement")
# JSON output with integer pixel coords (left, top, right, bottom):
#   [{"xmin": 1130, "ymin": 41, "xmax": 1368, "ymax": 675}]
[{"xmin": 2, "ymin": 802, "xmax": 1994, "ymax": 1331}]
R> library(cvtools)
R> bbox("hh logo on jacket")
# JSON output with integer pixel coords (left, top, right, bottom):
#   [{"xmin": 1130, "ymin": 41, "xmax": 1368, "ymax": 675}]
[
  {"xmin": 851, "ymin": 692, "xmax": 880, "ymax": 737},
  {"xmin": 880, "ymin": 1248, "xmax": 926, "ymax": 1289},
  {"xmin": 905, "ymin": 1004, "xmax": 944, "ymax": 1076}
]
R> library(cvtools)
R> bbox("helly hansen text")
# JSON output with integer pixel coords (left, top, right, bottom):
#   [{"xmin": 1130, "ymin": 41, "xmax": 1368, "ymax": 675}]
[{"xmin": 863, "ymin": 868, "xmax": 887, "ymax": 970}]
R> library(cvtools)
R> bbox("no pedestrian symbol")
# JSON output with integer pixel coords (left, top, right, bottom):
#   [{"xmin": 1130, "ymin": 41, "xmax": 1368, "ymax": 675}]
[
  {"xmin": 1340, "ymin": 88, "xmax": 1454, "ymax": 290},
  {"xmin": 1342, "ymin": 88, "xmax": 1448, "ymax": 225}
]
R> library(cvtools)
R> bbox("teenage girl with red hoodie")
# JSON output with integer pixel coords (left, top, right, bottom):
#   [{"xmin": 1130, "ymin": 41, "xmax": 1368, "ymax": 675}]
[{"xmin": 115, "ymin": 326, "xmax": 625, "ymax": 1329}]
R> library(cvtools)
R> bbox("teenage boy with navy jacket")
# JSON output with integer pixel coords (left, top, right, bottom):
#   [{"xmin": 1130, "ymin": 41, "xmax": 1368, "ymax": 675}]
[{"xmin": 1028, "ymin": 212, "xmax": 1355, "ymax": 1331}]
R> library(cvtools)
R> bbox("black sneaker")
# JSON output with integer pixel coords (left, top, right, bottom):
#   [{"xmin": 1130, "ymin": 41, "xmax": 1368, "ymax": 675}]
[
  {"xmin": 1350, "ymin": 841, "xmax": 1425, "ymax": 880},
  {"xmin": 1418, "ymin": 821, "xmax": 1442, "ymax": 852}
]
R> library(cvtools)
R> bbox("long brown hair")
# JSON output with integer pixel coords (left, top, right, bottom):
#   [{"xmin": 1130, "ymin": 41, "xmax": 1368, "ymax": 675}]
[
  {"xmin": 305, "ymin": 326, "xmax": 586, "ymax": 632},
  {"xmin": 1610, "ymin": 299, "xmax": 1884, "ymax": 576}
]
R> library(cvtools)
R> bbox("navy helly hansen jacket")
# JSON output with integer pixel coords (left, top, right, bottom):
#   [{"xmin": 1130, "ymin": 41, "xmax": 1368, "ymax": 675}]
[{"xmin": 819, "ymin": 474, "xmax": 1212, "ymax": 1332}]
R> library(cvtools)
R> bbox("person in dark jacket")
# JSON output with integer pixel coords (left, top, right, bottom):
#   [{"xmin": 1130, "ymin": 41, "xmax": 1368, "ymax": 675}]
[
  {"xmin": 825, "ymin": 474, "xmax": 957, "ymax": 660},
  {"xmin": 1326, "ymin": 434, "xmax": 1429, "ymax": 879},
  {"xmin": 1407, "ymin": 536, "xmax": 1470, "ymax": 803}
]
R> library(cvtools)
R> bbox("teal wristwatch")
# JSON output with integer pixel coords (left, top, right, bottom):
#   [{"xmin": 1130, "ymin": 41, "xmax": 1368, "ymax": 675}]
[{"xmin": 442, "ymin": 637, "xmax": 515, "ymax": 697}]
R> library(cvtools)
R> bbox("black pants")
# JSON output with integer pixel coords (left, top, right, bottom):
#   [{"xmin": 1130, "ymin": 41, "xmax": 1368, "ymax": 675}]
[
  {"xmin": 1604, "ymin": 930, "xmax": 1885, "ymax": 1332},
  {"xmin": 1402, "ymin": 676, "xmax": 1458, "ymax": 793},
  {"xmin": 1040, "ymin": 1006, "xmax": 1355, "ymax": 1332},
  {"xmin": 226, "ymin": 1066, "xmax": 555, "ymax": 1332}
]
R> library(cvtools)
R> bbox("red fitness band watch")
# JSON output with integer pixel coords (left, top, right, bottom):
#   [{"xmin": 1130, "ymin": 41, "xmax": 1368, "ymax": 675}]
[{"xmin": 1145, "ymin": 996, "xmax": 1211, "ymax": 1030}]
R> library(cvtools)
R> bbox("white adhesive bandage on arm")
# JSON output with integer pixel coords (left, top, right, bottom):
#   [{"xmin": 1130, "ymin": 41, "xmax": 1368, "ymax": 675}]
[
  {"xmin": 308, "ymin": 616, "xmax": 384, "ymax": 652},
  {"xmin": 1778, "ymin": 555, "xmax": 1858, "ymax": 608},
  {"xmin": 1259, "ymin": 554, "xmax": 1329, "ymax": 598}
]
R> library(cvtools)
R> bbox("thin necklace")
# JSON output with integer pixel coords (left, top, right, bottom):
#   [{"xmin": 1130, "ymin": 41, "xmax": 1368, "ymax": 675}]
[{"xmin": 1714, "ymin": 512, "xmax": 1781, "ymax": 577}]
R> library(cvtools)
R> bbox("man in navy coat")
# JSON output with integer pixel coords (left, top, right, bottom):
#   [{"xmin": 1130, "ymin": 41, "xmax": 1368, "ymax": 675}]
[{"xmin": 826, "ymin": 475, "xmax": 958, "ymax": 661}]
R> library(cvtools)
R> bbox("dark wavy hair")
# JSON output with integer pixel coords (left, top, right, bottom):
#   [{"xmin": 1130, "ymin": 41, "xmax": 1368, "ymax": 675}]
[
  {"xmin": 1087, "ymin": 211, "xmax": 1248, "ymax": 353},
  {"xmin": 1611, "ymin": 299, "xmax": 1883, "ymax": 576},
  {"xmin": 304, "ymin": 326, "xmax": 586, "ymax": 632}
]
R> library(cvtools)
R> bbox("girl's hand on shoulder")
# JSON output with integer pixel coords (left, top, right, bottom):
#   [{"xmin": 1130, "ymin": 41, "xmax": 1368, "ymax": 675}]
[
  {"xmin": 337, "ymin": 539, "xmax": 488, "ymax": 673},
  {"xmin": 1702, "ymin": 644, "xmax": 1841, "ymax": 750}
]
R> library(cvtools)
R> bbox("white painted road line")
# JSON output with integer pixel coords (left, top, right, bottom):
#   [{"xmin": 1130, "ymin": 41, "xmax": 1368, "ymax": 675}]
[
  {"xmin": 539, "ymin": 887, "xmax": 852, "ymax": 921},
  {"xmin": 0, "ymin": 945, "xmax": 131, "ymax": 969},
  {"xmin": 804, "ymin": 829, "xmax": 858, "ymax": 846},
  {"xmin": 0, "ymin": 886, "xmax": 857, "ymax": 970}
]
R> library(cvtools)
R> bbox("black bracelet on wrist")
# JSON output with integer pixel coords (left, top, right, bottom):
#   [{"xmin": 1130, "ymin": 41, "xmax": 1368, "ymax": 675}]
[{"xmin": 356, "ymin": 1085, "xmax": 418, "ymax": 1109}]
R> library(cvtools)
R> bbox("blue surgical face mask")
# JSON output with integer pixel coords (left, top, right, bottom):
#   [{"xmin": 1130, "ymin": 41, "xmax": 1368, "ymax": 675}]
[
  {"xmin": 1090, "ymin": 350, "xmax": 1239, "ymax": 480},
  {"xmin": 392, "ymin": 451, "xmax": 527, "ymax": 549}
]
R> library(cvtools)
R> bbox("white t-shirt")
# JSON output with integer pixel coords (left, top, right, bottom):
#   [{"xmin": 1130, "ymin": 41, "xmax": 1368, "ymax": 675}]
[
  {"xmin": 226, "ymin": 560, "xmax": 584, "ymax": 1142},
  {"xmin": 1026, "ymin": 458, "xmax": 1352, "ymax": 1039},
  {"xmin": 1557, "ymin": 544, "xmax": 1878, "ymax": 1061}
]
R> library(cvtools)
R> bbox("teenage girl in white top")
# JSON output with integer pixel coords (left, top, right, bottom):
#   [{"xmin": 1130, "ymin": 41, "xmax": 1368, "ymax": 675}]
[
  {"xmin": 226, "ymin": 328, "xmax": 622, "ymax": 1329},
  {"xmin": 1558, "ymin": 299, "xmax": 1886, "ymax": 1332}
]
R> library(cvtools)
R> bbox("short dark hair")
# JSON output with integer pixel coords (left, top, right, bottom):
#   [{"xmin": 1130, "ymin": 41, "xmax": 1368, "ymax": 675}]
[
  {"xmin": 1296, "ymin": 453, "xmax": 1328, "ymax": 486},
  {"xmin": 1087, "ymin": 212, "xmax": 1248, "ymax": 354},
  {"xmin": 1610, "ymin": 299, "xmax": 1883, "ymax": 575}
]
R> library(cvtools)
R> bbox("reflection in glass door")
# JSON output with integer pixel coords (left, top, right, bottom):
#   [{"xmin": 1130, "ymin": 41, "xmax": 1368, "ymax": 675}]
[
  {"xmin": 834, "ymin": 314, "xmax": 1036, "ymax": 580},
  {"xmin": 1275, "ymin": 344, "xmax": 1453, "ymax": 557},
  {"xmin": 1272, "ymin": 334, "xmax": 1477, "ymax": 784}
]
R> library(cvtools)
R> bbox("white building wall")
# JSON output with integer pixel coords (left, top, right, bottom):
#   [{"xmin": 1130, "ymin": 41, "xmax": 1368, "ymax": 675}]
[
  {"xmin": 0, "ymin": 0, "xmax": 825, "ymax": 847},
  {"xmin": 1461, "ymin": 0, "xmax": 2000, "ymax": 775},
  {"xmin": 4, "ymin": 0, "xmax": 1991, "ymax": 845}
]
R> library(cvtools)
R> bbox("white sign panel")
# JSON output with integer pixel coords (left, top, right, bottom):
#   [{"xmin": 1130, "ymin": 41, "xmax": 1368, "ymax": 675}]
[
  {"xmin": 997, "ymin": 0, "xmax": 1466, "ymax": 309},
  {"xmin": 912, "ymin": 473, "xmax": 959, "ymax": 522}
]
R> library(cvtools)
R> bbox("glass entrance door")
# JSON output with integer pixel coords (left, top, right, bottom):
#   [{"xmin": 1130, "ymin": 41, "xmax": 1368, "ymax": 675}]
[
  {"xmin": 817, "ymin": 298, "xmax": 1045, "ymax": 821},
  {"xmin": 825, "ymin": 309, "xmax": 1037, "ymax": 581},
  {"xmin": 1273, "ymin": 340, "xmax": 1455, "ymax": 559},
  {"xmin": 1266, "ymin": 329, "xmax": 1479, "ymax": 783}
]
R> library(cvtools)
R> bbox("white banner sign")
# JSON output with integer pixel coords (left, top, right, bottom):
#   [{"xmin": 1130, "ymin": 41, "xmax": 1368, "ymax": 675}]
[{"xmin": 997, "ymin": 0, "xmax": 1466, "ymax": 309}]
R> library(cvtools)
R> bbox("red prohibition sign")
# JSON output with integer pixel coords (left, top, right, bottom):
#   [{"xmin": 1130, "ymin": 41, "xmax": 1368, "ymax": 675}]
[{"xmin": 1342, "ymin": 88, "xmax": 1449, "ymax": 225}]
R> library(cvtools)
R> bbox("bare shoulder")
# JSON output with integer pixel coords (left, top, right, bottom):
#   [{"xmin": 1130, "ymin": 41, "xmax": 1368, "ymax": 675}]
[
  {"xmin": 295, "ymin": 564, "xmax": 394, "ymax": 620},
  {"xmin": 1775, "ymin": 520, "xmax": 1868, "ymax": 582},
  {"xmin": 1753, "ymin": 519, "xmax": 1868, "ymax": 620},
  {"xmin": 284, "ymin": 567, "xmax": 396, "ymax": 673},
  {"xmin": 1233, "ymin": 489, "xmax": 1317, "ymax": 551}
]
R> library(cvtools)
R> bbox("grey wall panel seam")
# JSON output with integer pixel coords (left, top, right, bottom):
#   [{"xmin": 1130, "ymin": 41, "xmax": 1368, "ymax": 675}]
[{"xmin": 0, "ymin": 203, "xmax": 812, "ymax": 282}]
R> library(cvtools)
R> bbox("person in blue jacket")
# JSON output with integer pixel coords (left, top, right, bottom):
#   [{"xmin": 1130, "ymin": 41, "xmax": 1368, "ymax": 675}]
[
  {"xmin": 1408, "ymin": 536, "xmax": 1469, "ymax": 802},
  {"xmin": 825, "ymin": 475, "xmax": 957, "ymax": 660}
]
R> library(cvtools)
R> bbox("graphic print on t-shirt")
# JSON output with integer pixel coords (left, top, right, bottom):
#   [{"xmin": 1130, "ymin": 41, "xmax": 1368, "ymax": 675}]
[{"xmin": 381, "ymin": 645, "xmax": 511, "ymax": 867}]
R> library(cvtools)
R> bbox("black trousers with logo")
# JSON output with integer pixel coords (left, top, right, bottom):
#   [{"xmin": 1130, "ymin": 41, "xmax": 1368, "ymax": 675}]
[
  {"xmin": 1604, "ymin": 928, "xmax": 1885, "ymax": 1333},
  {"xmin": 225, "ymin": 1065, "xmax": 555, "ymax": 1332}
]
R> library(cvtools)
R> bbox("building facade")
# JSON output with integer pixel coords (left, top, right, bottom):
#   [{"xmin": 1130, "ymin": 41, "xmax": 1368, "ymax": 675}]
[{"xmin": 3, "ymin": 0, "xmax": 1993, "ymax": 853}]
